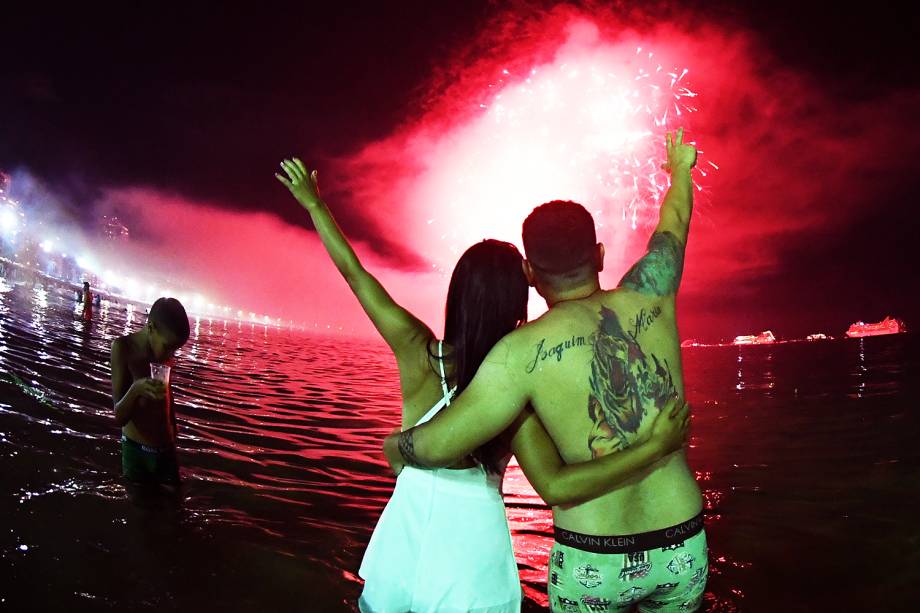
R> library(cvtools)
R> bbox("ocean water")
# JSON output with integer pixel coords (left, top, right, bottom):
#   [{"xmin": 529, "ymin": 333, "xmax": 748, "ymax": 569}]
[{"xmin": 0, "ymin": 278, "xmax": 917, "ymax": 612}]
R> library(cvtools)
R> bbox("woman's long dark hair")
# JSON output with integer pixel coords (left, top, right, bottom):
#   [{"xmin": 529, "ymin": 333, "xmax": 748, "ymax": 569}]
[{"xmin": 431, "ymin": 239, "xmax": 529, "ymax": 474}]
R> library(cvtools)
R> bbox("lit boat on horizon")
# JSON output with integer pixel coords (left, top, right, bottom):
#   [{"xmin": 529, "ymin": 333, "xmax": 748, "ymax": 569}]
[
  {"xmin": 806, "ymin": 333, "xmax": 830, "ymax": 341},
  {"xmin": 845, "ymin": 316, "xmax": 907, "ymax": 338},
  {"xmin": 733, "ymin": 330, "xmax": 776, "ymax": 345}
]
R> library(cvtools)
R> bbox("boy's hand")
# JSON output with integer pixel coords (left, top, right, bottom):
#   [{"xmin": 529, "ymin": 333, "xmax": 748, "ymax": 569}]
[
  {"xmin": 275, "ymin": 158, "xmax": 322, "ymax": 210},
  {"xmin": 648, "ymin": 398, "xmax": 691, "ymax": 457},
  {"xmin": 130, "ymin": 378, "xmax": 166, "ymax": 402},
  {"xmin": 662, "ymin": 128, "xmax": 697, "ymax": 174}
]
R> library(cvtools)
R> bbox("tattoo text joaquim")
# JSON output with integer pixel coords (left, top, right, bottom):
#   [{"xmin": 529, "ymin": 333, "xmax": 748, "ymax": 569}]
[{"xmin": 525, "ymin": 336, "xmax": 591, "ymax": 373}]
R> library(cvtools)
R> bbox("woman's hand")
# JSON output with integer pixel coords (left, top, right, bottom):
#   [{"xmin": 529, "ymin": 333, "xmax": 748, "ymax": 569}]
[
  {"xmin": 275, "ymin": 157, "xmax": 322, "ymax": 210},
  {"xmin": 383, "ymin": 428, "xmax": 405, "ymax": 477},
  {"xmin": 648, "ymin": 397, "xmax": 691, "ymax": 458}
]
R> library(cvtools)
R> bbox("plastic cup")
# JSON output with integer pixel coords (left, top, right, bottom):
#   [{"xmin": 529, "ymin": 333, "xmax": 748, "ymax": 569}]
[{"xmin": 150, "ymin": 363, "xmax": 171, "ymax": 385}]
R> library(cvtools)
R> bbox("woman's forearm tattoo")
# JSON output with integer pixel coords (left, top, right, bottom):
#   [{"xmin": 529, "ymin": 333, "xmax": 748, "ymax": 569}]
[{"xmin": 398, "ymin": 428, "xmax": 424, "ymax": 467}]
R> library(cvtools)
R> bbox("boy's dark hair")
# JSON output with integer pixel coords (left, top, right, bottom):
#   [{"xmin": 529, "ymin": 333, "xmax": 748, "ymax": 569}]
[
  {"xmin": 522, "ymin": 200, "xmax": 597, "ymax": 274},
  {"xmin": 148, "ymin": 297, "xmax": 190, "ymax": 345},
  {"xmin": 83, "ymin": 281, "xmax": 90, "ymax": 289}
]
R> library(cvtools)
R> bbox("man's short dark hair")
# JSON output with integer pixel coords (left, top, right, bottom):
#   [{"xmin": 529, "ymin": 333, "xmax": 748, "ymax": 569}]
[
  {"xmin": 522, "ymin": 200, "xmax": 597, "ymax": 274},
  {"xmin": 149, "ymin": 297, "xmax": 190, "ymax": 345}
]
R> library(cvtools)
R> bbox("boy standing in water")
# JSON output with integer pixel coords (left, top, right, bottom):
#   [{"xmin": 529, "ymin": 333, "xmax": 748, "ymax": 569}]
[{"xmin": 110, "ymin": 297, "xmax": 190, "ymax": 485}]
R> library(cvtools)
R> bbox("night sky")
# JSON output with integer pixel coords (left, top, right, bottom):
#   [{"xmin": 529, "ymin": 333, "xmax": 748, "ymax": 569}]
[{"xmin": 2, "ymin": 1, "xmax": 918, "ymax": 341}]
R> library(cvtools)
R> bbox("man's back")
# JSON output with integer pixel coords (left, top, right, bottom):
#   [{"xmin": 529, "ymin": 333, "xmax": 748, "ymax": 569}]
[{"xmin": 508, "ymin": 285, "xmax": 701, "ymax": 535}]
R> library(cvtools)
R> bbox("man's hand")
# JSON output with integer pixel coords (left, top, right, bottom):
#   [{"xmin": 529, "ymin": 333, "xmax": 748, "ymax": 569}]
[
  {"xmin": 648, "ymin": 397, "xmax": 691, "ymax": 458},
  {"xmin": 661, "ymin": 128, "xmax": 697, "ymax": 175},
  {"xmin": 383, "ymin": 429, "xmax": 405, "ymax": 477},
  {"xmin": 130, "ymin": 378, "xmax": 166, "ymax": 402},
  {"xmin": 275, "ymin": 158, "xmax": 322, "ymax": 210}
]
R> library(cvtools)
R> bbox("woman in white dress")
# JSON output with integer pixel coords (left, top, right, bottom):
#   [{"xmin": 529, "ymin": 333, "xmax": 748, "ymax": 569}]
[{"xmin": 276, "ymin": 159, "xmax": 689, "ymax": 613}]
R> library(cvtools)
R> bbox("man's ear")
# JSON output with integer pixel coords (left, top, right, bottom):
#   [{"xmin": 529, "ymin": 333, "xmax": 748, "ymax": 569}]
[{"xmin": 522, "ymin": 260, "xmax": 537, "ymax": 287}]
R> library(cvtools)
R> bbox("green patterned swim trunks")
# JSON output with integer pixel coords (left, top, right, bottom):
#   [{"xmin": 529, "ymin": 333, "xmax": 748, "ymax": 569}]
[{"xmin": 548, "ymin": 513, "xmax": 707, "ymax": 612}]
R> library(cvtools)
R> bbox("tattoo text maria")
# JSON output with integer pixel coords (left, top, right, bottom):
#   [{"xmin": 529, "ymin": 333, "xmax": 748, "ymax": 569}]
[{"xmin": 629, "ymin": 306, "xmax": 662, "ymax": 343}]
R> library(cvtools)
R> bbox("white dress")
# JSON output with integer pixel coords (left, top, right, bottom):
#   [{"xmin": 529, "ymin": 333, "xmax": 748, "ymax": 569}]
[{"xmin": 358, "ymin": 341, "xmax": 522, "ymax": 613}]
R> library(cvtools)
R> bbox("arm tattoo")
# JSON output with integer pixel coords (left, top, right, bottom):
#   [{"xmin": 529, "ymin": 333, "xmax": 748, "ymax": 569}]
[
  {"xmin": 618, "ymin": 231, "xmax": 685, "ymax": 296},
  {"xmin": 398, "ymin": 428, "xmax": 426, "ymax": 468}
]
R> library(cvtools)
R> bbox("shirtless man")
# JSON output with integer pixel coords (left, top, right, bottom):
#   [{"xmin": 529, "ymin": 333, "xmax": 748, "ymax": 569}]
[
  {"xmin": 385, "ymin": 129, "xmax": 705, "ymax": 612},
  {"xmin": 110, "ymin": 297, "xmax": 190, "ymax": 485}
]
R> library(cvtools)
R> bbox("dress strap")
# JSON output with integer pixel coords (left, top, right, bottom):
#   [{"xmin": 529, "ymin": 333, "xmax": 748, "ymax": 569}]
[
  {"xmin": 412, "ymin": 340, "xmax": 457, "ymax": 428},
  {"xmin": 414, "ymin": 392, "xmax": 452, "ymax": 427}
]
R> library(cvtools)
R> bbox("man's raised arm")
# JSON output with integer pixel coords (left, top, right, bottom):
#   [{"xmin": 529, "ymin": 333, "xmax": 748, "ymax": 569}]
[
  {"xmin": 383, "ymin": 336, "xmax": 529, "ymax": 471},
  {"xmin": 618, "ymin": 128, "xmax": 697, "ymax": 297}
]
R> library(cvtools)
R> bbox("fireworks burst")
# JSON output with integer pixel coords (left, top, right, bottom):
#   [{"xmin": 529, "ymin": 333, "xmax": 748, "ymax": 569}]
[{"xmin": 409, "ymin": 40, "xmax": 713, "ymax": 271}]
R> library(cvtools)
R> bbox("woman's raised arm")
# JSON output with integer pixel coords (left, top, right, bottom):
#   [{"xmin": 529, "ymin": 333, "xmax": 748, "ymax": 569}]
[{"xmin": 276, "ymin": 158, "xmax": 430, "ymax": 355}]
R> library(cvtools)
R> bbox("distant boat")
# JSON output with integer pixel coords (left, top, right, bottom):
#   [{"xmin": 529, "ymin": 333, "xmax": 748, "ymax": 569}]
[
  {"xmin": 845, "ymin": 316, "xmax": 907, "ymax": 338},
  {"xmin": 806, "ymin": 333, "xmax": 830, "ymax": 341},
  {"xmin": 680, "ymin": 339, "xmax": 702, "ymax": 348},
  {"xmin": 733, "ymin": 330, "xmax": 776, "ymax": 345}
]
